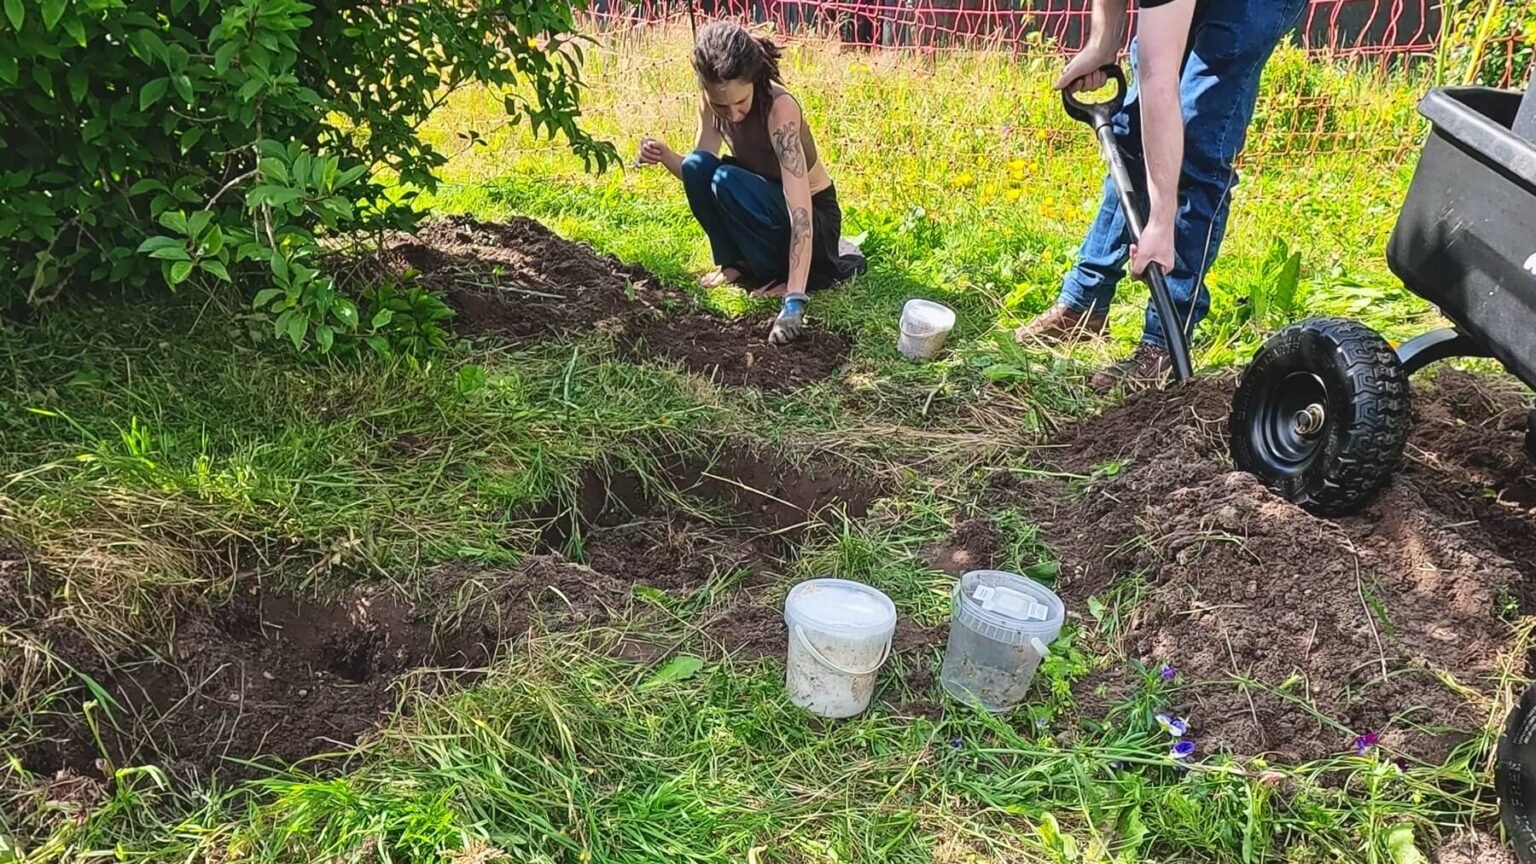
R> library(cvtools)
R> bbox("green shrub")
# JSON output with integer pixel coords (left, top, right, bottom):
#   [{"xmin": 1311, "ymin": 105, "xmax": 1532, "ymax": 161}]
[{"xmin": 0, "ymin": 0, "xmax": 615, "ymax": 354}]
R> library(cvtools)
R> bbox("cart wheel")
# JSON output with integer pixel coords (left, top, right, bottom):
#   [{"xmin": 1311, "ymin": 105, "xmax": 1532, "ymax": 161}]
[
  {"xmin": 1499, "ymin": 682, "xmax": 1536, "ymax": 864},
  {"xmin": 1230, "ymin": 317, "xmax": 1410, "ymax": 516}
]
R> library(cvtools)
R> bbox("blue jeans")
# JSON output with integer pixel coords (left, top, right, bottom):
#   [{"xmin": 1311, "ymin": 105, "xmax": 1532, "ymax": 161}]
[
  {"xmin": 681, "ymin": 150, "xmax": 792, "ymax": 283},
  {"xmin": 1059, "ymin": 0, "xmax": 1307, "ymax": 349}
]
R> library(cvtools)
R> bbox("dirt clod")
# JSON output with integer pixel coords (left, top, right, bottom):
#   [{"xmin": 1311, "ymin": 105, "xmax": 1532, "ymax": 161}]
[
  {"xmin": 1000, "ymin": 370, "xmax": 1535, "ymax": 763},
  {"xmin": 927, "ymin": 518, "xmax": 1005, "ymax": 576}
]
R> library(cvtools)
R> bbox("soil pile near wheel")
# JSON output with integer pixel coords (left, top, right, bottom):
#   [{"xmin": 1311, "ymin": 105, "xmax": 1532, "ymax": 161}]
[
  {"xmin": 993, "ymin": 370, "xmax": 1534, "ymax": 763},
  {"xmin": 387, "ymin": 216, "xmax": 852, "ymax": 392}
]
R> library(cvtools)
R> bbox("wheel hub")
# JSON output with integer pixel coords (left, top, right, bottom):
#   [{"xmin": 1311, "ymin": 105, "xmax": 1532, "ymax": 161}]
[
  {"xmin": 1292, "ymin": 403, "xmax": 1327, "ymax": 438},
  {"xmin": 1249, "ymin": 372, "xmax": 1331, "ymax": 476}
]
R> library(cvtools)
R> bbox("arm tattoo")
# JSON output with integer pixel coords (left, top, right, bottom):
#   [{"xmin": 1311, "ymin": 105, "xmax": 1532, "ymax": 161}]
[
  {"xmin": 788, "ymin": 206, "xmax": 812, "ymax": 275},
  {"xmin": 771, "ymin": 120, "xmax": 808, "ymax": 178}
]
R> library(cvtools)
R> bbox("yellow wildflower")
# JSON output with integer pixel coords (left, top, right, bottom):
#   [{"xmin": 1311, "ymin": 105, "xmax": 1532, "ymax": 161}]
[{"xmin": 952, "ymin": 172, "xmax": 974, "ymax": 189}]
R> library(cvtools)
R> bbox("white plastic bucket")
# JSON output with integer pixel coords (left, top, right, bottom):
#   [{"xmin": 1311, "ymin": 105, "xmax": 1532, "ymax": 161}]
[
  {"xmin": 783, "ymin": 578, "xmax": 897, "ymax": 718},
  {"xmin": 897, "ymin": 299, "xmax": 957, "ymax": 361},
  {"xmin": 940, "ymin": 570, "xmax": 1064, "ymax": 713}
]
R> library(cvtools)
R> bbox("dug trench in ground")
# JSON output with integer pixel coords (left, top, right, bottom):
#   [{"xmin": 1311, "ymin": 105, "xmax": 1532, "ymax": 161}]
[
  {"xmin": 383, "ymin": 215, "xmax": 854, "ymax": 392},
  {"xmin": 0, "ymin": 442, "xmax": 912, "ymax": 789},
  {"xmin": 973, "ymin": 368, "xmax": 1536, "ymax": 764},
  {"xmin": 535, "ymin": 444, "xmax": 945, "ymax": 675}
]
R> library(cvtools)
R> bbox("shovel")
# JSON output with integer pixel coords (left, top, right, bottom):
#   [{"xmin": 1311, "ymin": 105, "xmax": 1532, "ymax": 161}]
[{"xmin": 1061, "ymin": 64, "xmax": 1194, "ymax": 383}]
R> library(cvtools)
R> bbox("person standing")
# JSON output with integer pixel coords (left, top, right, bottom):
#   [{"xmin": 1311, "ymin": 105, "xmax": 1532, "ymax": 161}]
[{"xmin": 1016, "ymin": 0, "xmax": 1307, "ymax": 391}]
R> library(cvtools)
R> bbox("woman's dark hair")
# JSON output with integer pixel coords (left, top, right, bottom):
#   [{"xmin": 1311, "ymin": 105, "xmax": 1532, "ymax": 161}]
[{"xmin": 692, "ymin": 21, "xmax": 783, "ymax": 95}]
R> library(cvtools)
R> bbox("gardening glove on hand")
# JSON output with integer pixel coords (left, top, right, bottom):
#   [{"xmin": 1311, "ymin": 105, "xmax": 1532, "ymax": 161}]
[{"xmin": 768, "ymin": 295, "xmax": 807, "ymax": 346}]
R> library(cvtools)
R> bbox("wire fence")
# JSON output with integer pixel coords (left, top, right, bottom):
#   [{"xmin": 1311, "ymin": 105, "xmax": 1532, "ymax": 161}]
[{"xmin": 583, "ymin": 0, "xmax": 1532, "ymax": 86}]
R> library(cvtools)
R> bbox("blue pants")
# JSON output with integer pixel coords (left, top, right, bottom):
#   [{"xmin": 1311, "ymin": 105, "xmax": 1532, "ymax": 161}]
[
  {"xmin": 1059, "ymin": 1, "xmax": 1307, "ymax": 349},
  {"xmin": 681, "ymin": 150, "xmax": 792, "ymax": 283}
]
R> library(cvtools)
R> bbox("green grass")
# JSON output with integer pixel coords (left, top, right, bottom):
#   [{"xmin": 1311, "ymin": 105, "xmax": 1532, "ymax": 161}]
[
  {"xmin": 13, "ymin": 633, "xmax": 1496, "ymax": 863},
  {"xmin": 0, "ymin": 24, "xmax": 1515, "ymax": 864}
]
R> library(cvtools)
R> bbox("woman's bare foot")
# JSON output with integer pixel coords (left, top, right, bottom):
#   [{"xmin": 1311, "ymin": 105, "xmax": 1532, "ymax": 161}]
[
  {"xmin": 699, "ymin": 266, "xmax": 743, "ymax": 289},
  {"xmin": 750, "ymin": 280, "xmax": 790, "ymax": 298}
]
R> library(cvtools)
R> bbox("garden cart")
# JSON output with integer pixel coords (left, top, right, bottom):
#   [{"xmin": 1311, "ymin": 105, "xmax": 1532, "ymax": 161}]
[{"xmin": 1225, "ymin": 80, "xmax": 1536, "ymax": 861}]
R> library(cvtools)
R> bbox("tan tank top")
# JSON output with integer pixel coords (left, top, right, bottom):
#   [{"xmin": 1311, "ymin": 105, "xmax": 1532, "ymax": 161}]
[{"xmin": 711, "ymin": 87, "xmax": 821, "ymax": 182}]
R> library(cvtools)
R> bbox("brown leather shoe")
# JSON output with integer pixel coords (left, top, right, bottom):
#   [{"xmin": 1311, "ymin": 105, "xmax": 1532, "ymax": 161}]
[
  {"xmin": 1089, "ymin": 344, "xmax": 1173, "ymax": 393},
  {"xmin": 1013, "ymin": 303, "xmax": 1109, "ymax": 346}
]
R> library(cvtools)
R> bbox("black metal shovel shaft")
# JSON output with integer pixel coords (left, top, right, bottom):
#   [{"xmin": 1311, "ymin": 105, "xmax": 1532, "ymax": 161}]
[{"xmin": 1061, "ymin": 65, "xmax": 1194, "ymax": 383}]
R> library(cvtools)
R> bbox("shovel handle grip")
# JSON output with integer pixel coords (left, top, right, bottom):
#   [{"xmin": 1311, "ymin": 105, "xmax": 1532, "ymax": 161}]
[{"xmin": 1061, "ymin": 64, "xmax": 1128, "ymax": 129}]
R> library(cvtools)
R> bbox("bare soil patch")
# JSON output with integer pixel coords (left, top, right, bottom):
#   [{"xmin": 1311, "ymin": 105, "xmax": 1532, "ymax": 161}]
[
  {"xmin": 389, "ymin": 216, "xmax": 852, "ymax": 392},
  {"xmin": 6, "ymin": 556, "xmax": 484, "ymax": 782},
  {"xmin": 5, "ymin": 445, "xmax": 888, "ymax": 781},
  {"xmin": 992, "ymin": 369, "xmax": 1534, "ymax": 763},
  {"xmin": 1433, "ymin": 830, "xmax": 1516, "ymax": 864}
]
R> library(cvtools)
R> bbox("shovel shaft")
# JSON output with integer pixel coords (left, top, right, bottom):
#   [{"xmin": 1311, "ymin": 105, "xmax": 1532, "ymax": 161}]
[{"xmin": 1095, "ymin": 127, "xmax": 1195, "ymax": 383}]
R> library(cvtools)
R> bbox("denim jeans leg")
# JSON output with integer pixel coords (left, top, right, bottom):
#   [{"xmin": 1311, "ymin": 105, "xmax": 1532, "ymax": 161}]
[
  {"xmin": 1140, "ymin": 0, "xmax": 1308, "ymax": 348},
  {"xmin": 710, "ymin": 164, "xmax": 791, "ymax": 281},
  {"xmin": 681, "ymin": 150, "xmax": 745, "ymax": 269},
  {"xmin": 1057, "ymin": 39, "xmax": 1143, "ymax": 317}
]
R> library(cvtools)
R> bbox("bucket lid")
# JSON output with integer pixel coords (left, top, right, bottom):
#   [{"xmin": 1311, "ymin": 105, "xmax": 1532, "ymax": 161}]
[
  {"xmin": 785, "ymin": 578, "xmax": 897, "ymax": 636},
  {"xmin": 953, "ymin": 570, "xmax": 1064, "ymax": 645},
  {"xmin": 900, "ymin": 298, "xmax": 956, "ymax": 335}
]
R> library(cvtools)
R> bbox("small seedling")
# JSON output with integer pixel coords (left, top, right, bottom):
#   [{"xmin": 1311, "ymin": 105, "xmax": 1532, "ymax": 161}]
[
  {"xmin": 1361, "ymin": 581, "xmax": 1396, "ymax": 638},
  {"xmin": 1496, "ymin": 584, "xmax": 1521, "ymax": 620}
]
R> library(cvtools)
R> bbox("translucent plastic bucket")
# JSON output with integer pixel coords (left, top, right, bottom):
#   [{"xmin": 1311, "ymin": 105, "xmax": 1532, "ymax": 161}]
[
  {"xmin": 897, "ymin": 299, "xmax": 957, "ymax": 361},
  {"xmin": 940, "ymin": 570, "xmax": 1064, "ymax": 713},
  {"xmin": 784, "ymin": 578, "xmax": 897, "ymax": 718}
]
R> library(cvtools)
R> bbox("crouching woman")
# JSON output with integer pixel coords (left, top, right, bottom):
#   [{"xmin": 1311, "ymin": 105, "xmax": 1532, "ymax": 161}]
[{"xmin": 637, "ymin": 21, "xmax": 865, "ymax": 344}]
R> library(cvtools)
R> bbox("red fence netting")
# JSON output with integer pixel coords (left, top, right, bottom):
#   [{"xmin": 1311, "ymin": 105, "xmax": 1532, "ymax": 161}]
[{"xmin": 582, "ymin": 0, "xmax": 1531, "ymax": 86}]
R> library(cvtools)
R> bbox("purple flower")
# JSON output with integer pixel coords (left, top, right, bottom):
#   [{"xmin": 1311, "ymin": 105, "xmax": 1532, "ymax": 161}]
[
  {"xmin": 951, "ymin": 737, "xmax": 964, "ymax": 750},
  {"xmin": 1154, "ymin": 712, "xmax": 1188, "ymax": 738},
  {"xmin": 1159, "ymin": 664, "xmax": 1176, "ymax": 682},
  {"xmin": 1170, "ymin": 740, "xmax": 1196, "ymax": 761},
  {"xmin": 1353, "ymin": 732, "xmax": 1380, "ymax": 755},
  {"xmin": 1001, "ymin": 123, "xmax": 1014, "ymax": 136},
  {"xmin": 1036, "ymin": 716, "xmax": 1049, "ymax": 728}
]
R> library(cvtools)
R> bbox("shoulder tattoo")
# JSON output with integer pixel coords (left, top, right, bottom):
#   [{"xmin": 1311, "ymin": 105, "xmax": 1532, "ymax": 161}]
[{"xmin": 771, "ymin": 120, "xmax": 808, "ymax": 178}]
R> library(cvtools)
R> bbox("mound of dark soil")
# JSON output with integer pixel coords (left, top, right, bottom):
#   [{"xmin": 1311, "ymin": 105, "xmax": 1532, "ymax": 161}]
[
  {"xmin": 390, "ymin": 216, "xmax": 852, "ymax": 392},
  {"xmin": 994, "ymin": 369, "xmax": 1535, "ymax": 763},
  {"xmin": 394, "ymin": 217, "xmax": 651, "ymax": 344},
  {"xmin": 926, "ymin": 518, "xmax": 1006, "ymax": 576},
  {"xmin": 623, "ymin": 313, "xmax": 851, "ymax": 394}
]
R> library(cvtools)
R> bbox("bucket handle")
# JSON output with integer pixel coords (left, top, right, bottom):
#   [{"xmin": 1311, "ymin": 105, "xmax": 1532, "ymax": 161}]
[{"xmin": 794, "ymin": 625, "xmax": 892, "ymax": 676}]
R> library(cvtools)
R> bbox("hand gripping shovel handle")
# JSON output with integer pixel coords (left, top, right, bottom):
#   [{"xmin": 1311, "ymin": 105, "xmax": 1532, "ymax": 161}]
[{"xmin": 1061, "ymin": 64, "xmax": 1194, "ymax": 383}]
